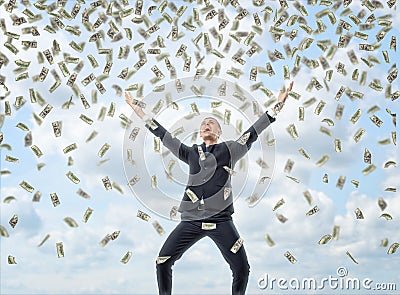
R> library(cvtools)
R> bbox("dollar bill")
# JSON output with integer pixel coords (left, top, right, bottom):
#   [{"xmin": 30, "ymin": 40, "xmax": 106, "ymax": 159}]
[
  {"xmin": 380, "ymin": 213, "xmax": 392, "ymax": 220},
  {"xmin": 370, "ymin": 115, "xmax": 383, "ymax": 127},
  {"xmin": 16, "ymin": 122, "xmax": 29, "ymax": 131},
  {"xmin": 276, "ymin": 213, "xmax": 288, "ymax": 223},
  {"xmin": 354, "ymin": 208, "xmax": 364, "ymax": 219},
  {"xmin": 362, "ymin": 164, "xmax": 376, "ymax": 175},
  {"xmin": 383, "ymin": 160, "xmax": 396, "ymax": 168},
  {"xmin": 151, "ymin": 175, "xmax": 157, "ymax": 189},
  {"xmin": 20, "ymin": 181, "xmax": 34, "ymax": 193},
  {"xmin": 224, "ymin": 187, "xmax": 232, "ymax": 200},
  {"xmin": 9, "ymin": 214, "xmax": 18, "ymax": 228},
  {"xmin": 245, "ymin": 64, "xmax": 257, "ymax": 81},
  {"xmin": 264, "ymin": 234, "xmax": 275, "ymax": 247},
  {"xmin": 223, "ymin": 166, "xmax": 236, "ymax": 176},
  {"xmin": 98, "ymin": 143, "xmax": 110, "ymax": 157},
  {"xmin": 380, "ymin": 238, "xmax": 388, "ymax": 247},
  {"xmin": 256, "ymin": 158, "xmax": 269, "ymax": 169},
  {"xmin": 306, "ymin": 205, "xmax": 319, "ymax": 216},
  {"xmin": 152, "ymin": 220, "xmax": 165, "ymax": 235},
  {"xmin": 8, "ymin": 255, "xmax": 17, "ymax": 264},
  {"xmin": 64, "ymin": 217, "xmax": 78, "ymax": 227},
  {"xmin": 128, "ymin": 175, "xmax": 140, "ymax": 187},
  {"xmin": 51, "ymin": 121, "xmax": 62, "ymax": 137},
  {"xmin": 5, "ymin": 155, "xmax": 19, "ymax": 163},
  {"xmin": 79, "ymin": 94, "xmax": 90, "ymax": 109},
  {"xmin": 389, "ymin": 36, "xmax": 396, "ymax": 50},
  {"xmin": 56, "ymin": 242, "xmax": 64, "ymax": 258},
  {"xmin": 137, "ymin": 210, "xmax": 150, "ymax": 221},
  {"xmin": 377, "ymin": 197, "xmax": 387, "ymax": 211},
  {"xmin": 363, "ymin": 148, "xmax": 371, "ymax": 164},
  {"xmin": 332, "ymin": 225, "xmax": 340, "ymax": 240},
  {"xmin": 298, "ymin": 148, "xmax": 310, "ymax": 159},
  {"xmin": 378, "ymin": 138, "xmax": 391, "ymax": 145},
  {"xmin": 31, "ymin": 190, "xmax": 41, "ymax": 202},
  {"xmin": 335, "ymin": 104, "xmax": 344, "ymax": 120},
  {"xmin": 335, "ymin": 175, "xmax": 346, "ymax": 189},
  {"xmin": 86, "ymin": 131, "xmax": 98, "ymax": 142},
  {"xmin": 201, "ymin": 222, "xmax": 216, "ymax": 230},
  {"xmin": 236, "ymin": 132, "xmax": 250, "ymax": 146},
  {"xmin": 298, "ymin": 107, "xmax": 304, "ymax": 121},
  {"xmin": 76, "ymin": 188, "xmax": 90, "ymax": 199},
  {"xmin": 286, "ymin": 175, "xmax": 300, "ymax": 183},
  {"xmin": 353, "ymin": 128, "xmax": 365, "ymax": 143},
  {"xmin": 322, "ymin": 173, "xmax": 328, "ymax": 183},
  {"xmin": 303, "ymin": 191, "xmax": 312, "ymax": 206},
  {"xmin": 284, "ymin": 251, "xmax": 297, "ymax": 264},
  {"xmin": 3, "ymin": 196, "xmax": 16, "ymax": 203},
  {"xmin": 314, "ymin": 100, "xmax": 326, "ymax": 115},
  {"xmin": 321, "ymin": 118, "xmax": 334, "ymax": 126},
  {"xmin": 110, "ymin": 230, "xmax": 120, "ymax": 241},
  {"xmin": 62, "ymin": 143, "xmax": 77, "ymax": 155},
  {"xmin": 38, "ymin": 234, "xmax": 50, "ymax": 247},
  {"xmin": 66, "ymin": 171, "xmax": 80, "ymax": 184},
  {"xmin": 196, "ymin": 146, "xmax": 206, "ymax": 161},
  {"xmin": 80, "ymin": 114, "xmax": 93, "ymax": 125},
  {"xmin": 156, "ymin": 256, "xmax": 171, "ymax": 264},
  {"xmin": 187, "ymin": 103, "xmax": 200, "ymax": 118},
  {"xmin": 82, "ymin": 207, "xmax": 93, "ymax": 223},
  {"xmin": 286, "ymin": 123, "xmax": 299, "ymax": 139},
  {"xmin": 318, "ymin": 234, "xmax": 332, "ymax": 245},
  {"xmin": 346, "ymin": 250, "xmax": 358, "ymax": 264},
  {"xmin": 246, "ymin": 193, "xmax": 260, "ymax": 207},
  {"xmin": 121, "ymin": 251, "xmax": 132, "ymax": 264},
  {"xmin": 185, "ymin": 188, "xmax": 199, "ymax": 203},
  {"xmin": 387, "ymin": 68, "xmax": 398, "ymax": 84},
  {"xmin": 102, "ymin": 176, "xmax": 112, "ymax": 190},
  {"xmin": 272, "ymin": 198, "xmax": 285, "ymax": 211},
  {"xmin": 39, "ymin": 104, "xmax": 53, "ymax": 119},
  {"xmin": 284, "ymin": 159, "xmax": 294, "ymax": 173},
  {"xmin": 169, "ymin": 206, "xmax": 178, "ymax": 220},
  {"xmin": 50, "ymin": 193, "xmax": 60, "ymax": 207},
  {"xmin": 334, "ymin": 138, "xmax": 342, "ymax": 152},
  {"xmin": 43, "ymin": 49, "xmax": 54, "ymax": 64},
  {"xmin": 387, "ymin": 243, "xmax": 399, "ymax": 254},
  {"xmin": 0, "ymin": 224, "xmax": 9, "ymax": 237},
  {"xmin": 230, "ymin": 237, "xmax": 244, "ymax": 254},
  {"xmin": 99, "ymin": 234, "xmax": 112, "ymax": 247},
  {"xmin": 315, "ymin": 155, "xmax": 329, "ymax": 167}
]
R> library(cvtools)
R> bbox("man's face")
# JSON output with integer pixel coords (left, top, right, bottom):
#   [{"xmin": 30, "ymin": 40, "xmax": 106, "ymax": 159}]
[{"xmin": 199, "ymin": 117, "xmax": 221, "ymax": 141}]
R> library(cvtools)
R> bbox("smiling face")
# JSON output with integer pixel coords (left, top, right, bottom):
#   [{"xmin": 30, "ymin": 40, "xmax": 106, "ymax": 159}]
[{"xmin": 199, "ymin": 117, "xmax": 222, "ymax": 143}]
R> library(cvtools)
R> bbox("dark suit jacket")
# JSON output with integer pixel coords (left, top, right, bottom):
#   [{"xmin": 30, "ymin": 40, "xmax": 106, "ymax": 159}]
[{"xmin": 145, "ymin": 111, "xmax": 276, "ymax": 221}]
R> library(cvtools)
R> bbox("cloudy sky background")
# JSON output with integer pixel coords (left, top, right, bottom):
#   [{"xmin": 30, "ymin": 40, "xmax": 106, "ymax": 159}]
[{"xmin": 0, "ymin": 0, "xmax": 399, "ymax": 294}]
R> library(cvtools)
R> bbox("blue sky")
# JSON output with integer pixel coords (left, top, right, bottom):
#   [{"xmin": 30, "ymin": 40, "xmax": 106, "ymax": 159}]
[{"xmin": 1, "ymin": 0, "xmax": 399, "ymax": 294}]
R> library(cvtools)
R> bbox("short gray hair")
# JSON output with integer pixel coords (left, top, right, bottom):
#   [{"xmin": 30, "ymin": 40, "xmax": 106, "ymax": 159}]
[{"xmin": 202, "ymin": 116, "xmax": 222, "ymax": 130}]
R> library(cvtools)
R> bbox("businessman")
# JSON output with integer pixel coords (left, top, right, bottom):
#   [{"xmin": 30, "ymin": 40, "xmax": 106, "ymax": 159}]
[{"xmin": 125, "ymin": 81, "xmax": 293, "ymax": 295}]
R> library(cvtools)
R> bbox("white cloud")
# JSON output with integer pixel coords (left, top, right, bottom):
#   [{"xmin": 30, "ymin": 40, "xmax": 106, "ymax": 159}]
[{"xmin": 1, "ymin": 1, "xmax": 399, "ymax": 294}]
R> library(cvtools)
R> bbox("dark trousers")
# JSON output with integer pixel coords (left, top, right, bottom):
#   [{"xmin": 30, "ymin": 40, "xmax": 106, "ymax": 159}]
[{"xmin": 156, "ymin": 220, "xmax": 250, "ymax": 295}]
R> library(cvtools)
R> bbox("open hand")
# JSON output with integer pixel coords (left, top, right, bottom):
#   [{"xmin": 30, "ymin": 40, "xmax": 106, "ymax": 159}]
[
  {"xmin": 277, "ymin": 81, "xmax": 294, "ymax": 104},
  {"xmin": 125, "ymin": 92, "xmax": 145, "ymax": 119}
]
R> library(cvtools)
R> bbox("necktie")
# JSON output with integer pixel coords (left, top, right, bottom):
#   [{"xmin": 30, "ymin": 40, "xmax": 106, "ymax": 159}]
[{"xmin": 205, "ymin": 146, "xmax": 210, "ymax": 152}]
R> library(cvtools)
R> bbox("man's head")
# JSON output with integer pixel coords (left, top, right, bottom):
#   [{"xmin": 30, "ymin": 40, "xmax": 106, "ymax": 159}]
[{"xmin": 199, "ymin": 117, "xmax": 222, "ymax": 143}]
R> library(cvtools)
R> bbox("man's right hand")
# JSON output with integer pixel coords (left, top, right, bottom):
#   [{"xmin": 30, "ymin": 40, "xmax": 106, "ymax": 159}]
[{"xmin": 125, "ymin": 91, "xmax": 145, "ymax": 119}]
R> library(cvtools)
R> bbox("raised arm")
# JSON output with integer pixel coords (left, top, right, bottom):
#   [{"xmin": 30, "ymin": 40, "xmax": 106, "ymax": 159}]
[
  {"xmin": 125, "ymin": 92, "xmax": 191, "ymax": 164},
  {"xmin": 231, "ymin": 81, "xmax": 294, "ymax": 162}
]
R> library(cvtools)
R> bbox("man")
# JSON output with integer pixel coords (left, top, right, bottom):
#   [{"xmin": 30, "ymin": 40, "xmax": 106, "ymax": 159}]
[{"xmin": 125, "ymin": 81, "xmax": 293, "ymax": 295}]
